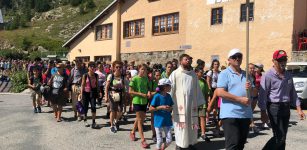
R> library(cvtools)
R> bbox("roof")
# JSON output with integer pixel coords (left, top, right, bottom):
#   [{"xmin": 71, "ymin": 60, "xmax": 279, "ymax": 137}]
[{"xmin": 62, "ymin": 0, "xmax": 118, "ymax": 48}]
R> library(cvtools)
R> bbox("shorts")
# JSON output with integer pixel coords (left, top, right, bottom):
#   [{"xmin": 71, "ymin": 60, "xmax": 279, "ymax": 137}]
[
  {"xmin": 133, "ymin": 104, "xmax": 147, "ymax": 112},
  {"xmin": 198, "ymin": 108, "xmax": 207, "ymax": 117}
]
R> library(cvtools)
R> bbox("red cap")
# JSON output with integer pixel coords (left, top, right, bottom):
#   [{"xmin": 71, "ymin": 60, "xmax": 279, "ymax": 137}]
[{"xmin": 273, "ymin": 50, "xmax": 287, "ymax": 60}]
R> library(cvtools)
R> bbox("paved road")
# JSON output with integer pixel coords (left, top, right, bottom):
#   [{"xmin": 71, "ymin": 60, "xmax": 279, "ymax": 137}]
[{"xmin": 0, "ymin": 94, "xmax": 307, "ymax": 150}]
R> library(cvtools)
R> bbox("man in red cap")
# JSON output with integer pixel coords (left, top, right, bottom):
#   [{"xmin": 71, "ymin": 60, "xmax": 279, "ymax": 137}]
[{"xmin": 259, "ymin": 50, "xmax": 306, "ymax": 150}]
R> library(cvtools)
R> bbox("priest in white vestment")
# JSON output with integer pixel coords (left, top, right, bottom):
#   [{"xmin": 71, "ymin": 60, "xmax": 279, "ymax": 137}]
[{"xmin": 169, "ymin": 54, "xmax": 205, "ymax": 149}]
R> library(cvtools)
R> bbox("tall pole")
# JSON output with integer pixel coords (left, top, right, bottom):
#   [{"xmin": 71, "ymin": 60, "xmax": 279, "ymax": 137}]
[{"xmin": 246, "ymin": 0, "xmax": 251, "ymax": 99}]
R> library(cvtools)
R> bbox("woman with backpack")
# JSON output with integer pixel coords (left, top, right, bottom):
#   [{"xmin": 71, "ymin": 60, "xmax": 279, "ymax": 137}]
[
  {"xmin": 105, "ymin": 61, "xmax": 125, "ymax": 133},
  {"xmin": 48, "ymin": 63, "xmax": 68, "ymax": 122},
  {"xmin": 80, "ymin": 61, "xmax": 99, "ymax": 128}
]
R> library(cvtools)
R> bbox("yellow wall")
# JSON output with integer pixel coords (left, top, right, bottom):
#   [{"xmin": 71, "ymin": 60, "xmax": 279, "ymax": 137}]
[
  {"xmin": 186, "ymin": 0, "xmax": 296, "ymax": 70},
  {"xmin": 67, "ymin": 4, "xmax": 118, "ymax": 62},
  {"xmin": 66, "ymin": 0, "xmax": 307, "ymax": 70},
  {"xmin": 120, "ymin": 0, "xmax": 187, "ymax": 53}
]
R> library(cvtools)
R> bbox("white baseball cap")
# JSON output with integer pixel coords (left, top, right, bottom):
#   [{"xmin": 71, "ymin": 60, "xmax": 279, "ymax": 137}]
[
  {"xmin": 158, "ymin": 78, "xmax": 172, "ymax": 86},
  {"xmin": 228, "ymin": 48, "xmax": 242, "ymax": 58}
]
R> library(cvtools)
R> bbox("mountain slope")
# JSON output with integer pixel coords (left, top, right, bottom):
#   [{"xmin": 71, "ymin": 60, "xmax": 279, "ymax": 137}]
[{"xmin": 0, "ymin": 0, "xmax": 113, "ymax": 59}]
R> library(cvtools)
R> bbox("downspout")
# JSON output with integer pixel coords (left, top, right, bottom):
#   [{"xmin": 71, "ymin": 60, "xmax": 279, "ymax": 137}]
[{"xmin": 116, "ymin": 0, "xmax": 122, "ymax": 61}]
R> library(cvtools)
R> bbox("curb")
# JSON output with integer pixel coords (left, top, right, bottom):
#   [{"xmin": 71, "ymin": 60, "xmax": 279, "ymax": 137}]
[{"xmin": 0, "ymin": 93, "xmax": 31, "ymax": 96}]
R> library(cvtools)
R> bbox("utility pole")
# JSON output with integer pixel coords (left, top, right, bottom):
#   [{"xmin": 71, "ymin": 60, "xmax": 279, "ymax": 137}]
[{"xmin": 246, "ymin": 0, "xmax": 251, "ymax": 99}]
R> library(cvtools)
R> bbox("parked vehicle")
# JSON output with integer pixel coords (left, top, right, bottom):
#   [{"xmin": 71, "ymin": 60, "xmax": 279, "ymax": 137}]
[{"xmin": 286, "ymin": 62, "xmax": 307, "ymax": 108}]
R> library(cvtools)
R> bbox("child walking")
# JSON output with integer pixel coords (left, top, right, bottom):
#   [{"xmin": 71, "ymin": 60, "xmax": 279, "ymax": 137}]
[
  {"xmin": 149, "ymin": 78, "xmax": 173, "ymax": 150},
  {"xmin": 28, "ymin": 67, "xmax": 43, "ymax": 113}
]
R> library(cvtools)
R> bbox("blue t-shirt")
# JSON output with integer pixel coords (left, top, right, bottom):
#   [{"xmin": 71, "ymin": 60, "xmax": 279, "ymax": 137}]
[
  {"xmin": 217, "ymin": 67, "xmax": 252, "ymax": 119},
  {"xmin": 150, "ymin": 93, "xmax": 174, "ymax": 128}
]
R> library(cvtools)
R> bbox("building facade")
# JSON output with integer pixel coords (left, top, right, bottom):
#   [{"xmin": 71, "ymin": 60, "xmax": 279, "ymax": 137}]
[{"xmin": 63, "ymin": 0, "xmax": 307, "ymax": 70}]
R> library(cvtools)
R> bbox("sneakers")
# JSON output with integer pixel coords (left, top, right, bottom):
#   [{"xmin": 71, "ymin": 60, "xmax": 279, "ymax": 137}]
[
  {"xmin": 161, "ymin": 143, "xmax": 169, "ymax": 150},
  {"xmin": 33, "ymin": 108, "xmax": 38, "ymax": 113},
  {"xmin": 110, "ymin": 126, "xmax": 117, "ymax": 133},
  {"xmin": 141, "ymin": 140, "xmax": 149, "ymax": 148},
  {"xmin": 84, "ymin": 121, "xmax": 90, "ymax": 127},
  {"xmin": 152, "ymin": 135, "xmax": 157, "ymax": 143},
  {"xmin": 91, "ymin": 122, "xmax": 98, "ymax": 129},
  {"xmin": 130, "ymin": 132, "xmax": 136, "ymax": 141},
  {"xmin": 201, "ymin": 134, "xmax": 211, "ymax": 142},
  {"xmin": 251, "ymin": 126, "xmax": 260, "ymax": 134},
  {"xmin": 77, "ymin": 116, "xmax": 82, "ymax": 122},
  {"xmin": 37, "ymin": 107, "xmax": 42, "ymax": 113}
]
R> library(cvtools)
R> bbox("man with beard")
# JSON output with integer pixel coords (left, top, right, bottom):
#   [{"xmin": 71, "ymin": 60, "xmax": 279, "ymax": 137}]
[
  {"xmin": 169, "ymin": 54, "xmax": 205, "ymax": 150},
  {"xmin": 259, "ymin": 50, "xmax": 305, "ymax": 150}
]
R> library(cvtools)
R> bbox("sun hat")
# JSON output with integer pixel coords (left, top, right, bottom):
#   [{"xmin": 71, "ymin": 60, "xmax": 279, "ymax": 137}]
[{"xmin": 158, "ymin": 78, "xmax": 172, "ymax": 86}]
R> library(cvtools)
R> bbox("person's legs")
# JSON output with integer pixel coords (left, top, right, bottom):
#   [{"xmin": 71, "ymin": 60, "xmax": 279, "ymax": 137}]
[
  {"xmin": 164, "ymin": 126, "xmax": 172, "ymax": 146},
  {"xmin": 200, "ymin": 116, "xmax": 206, "ymax": 135},
  {"xmin": 31, "ymin": 92, "xmax": 37, "ymax": 113},
  {"xmin": 151, "ymin": 112, "xmax": 156, "ymax": 140},
  {"xmin": 222, "ymin": 118, "xmax": 241, "ymax": 150},
  {"xmin": 83, "ymin": 93, "xmax": 90, "ymax": 125},
  {"xmin": 238, "ymin": 119, "xmax": 251, "ymax": 150},
  {"xmin": 57, "ymin": 105, "xmax": 63, "ymax": 122},
  {"xmin": 71, "ymin": 85, "xmax": 79, "ymax": 117},
  {"xmin": 276, "ymin": 104, "xmax": 290, "ymax": 150},
  {"xmin": 155, "ymin": 127, "xmax": 163, "ymax": 149},
  {"xmin": 138, "ymin": 111, "xmax": 146, "ymax": 141},
  {"xmin": 36, "ymin": 93, "xmax": 42, "ymax": 113},
  {"xmin": 90, "ymin": 97, "xmax": 96, "ymax": 125}
]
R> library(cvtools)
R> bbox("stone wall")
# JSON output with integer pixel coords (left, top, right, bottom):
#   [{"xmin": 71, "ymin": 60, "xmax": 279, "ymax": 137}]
[
  {"xmin": 121, "ymin": 50, "xmax": 185, "ymax": 65},
  {"xmin": 291, "ymin": 51, "xmax": 307, "ymax": 62}
]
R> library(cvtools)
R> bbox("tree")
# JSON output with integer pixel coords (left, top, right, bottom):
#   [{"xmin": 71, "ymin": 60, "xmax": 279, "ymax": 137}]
[
  {"xmin": 22, "ymin": 37, "xmax": 32, "ymax": 51},
  {"xmin": 85, "ymin": 0, "xmax": 95, "ymax": 9},
  {"xmin": 34, "ymin": 0, "xmax": 51, "ymax": 12},
  {"xmin": 70, "ymin": 0, "xmax": 82, "ymax": 7}
]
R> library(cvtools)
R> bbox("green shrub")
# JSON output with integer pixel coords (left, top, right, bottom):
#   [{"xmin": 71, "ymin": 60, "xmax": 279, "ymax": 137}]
[{"xmin": 10, "ymin": 71, "xmax": 28, "ymax": 93}]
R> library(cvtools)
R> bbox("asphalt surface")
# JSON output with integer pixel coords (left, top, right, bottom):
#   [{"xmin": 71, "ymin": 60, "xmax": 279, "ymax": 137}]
[{"xmin": 0, "ymin": 93, "xmax": 307, "ymax": 150}]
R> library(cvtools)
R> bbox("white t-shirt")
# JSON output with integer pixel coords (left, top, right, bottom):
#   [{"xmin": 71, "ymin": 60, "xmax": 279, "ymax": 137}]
[
  {"xmin": 95, "ymin": 70, "xmax": 106, "ymax": 87},
  {"xmin": 207, "ymin": 70, "xmax": 219, "ymax": 88}
]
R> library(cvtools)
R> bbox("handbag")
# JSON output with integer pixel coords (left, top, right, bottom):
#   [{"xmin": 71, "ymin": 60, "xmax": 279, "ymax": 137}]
[
  {"xmin": 112, "ymin": 92, "xmax": 121, "ymax": 102},
  {"xmin": 76, "ymin": 101, "xmax": 85, "ymax": 114}
]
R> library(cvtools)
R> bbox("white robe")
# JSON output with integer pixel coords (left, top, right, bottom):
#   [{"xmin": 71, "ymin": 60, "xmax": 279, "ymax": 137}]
[{"xmin": 169, "ymin": 66, "xmax": 205, "ymax": 148}]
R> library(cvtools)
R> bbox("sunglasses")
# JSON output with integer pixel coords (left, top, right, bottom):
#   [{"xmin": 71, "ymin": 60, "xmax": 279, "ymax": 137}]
[
  {"xmin": 276, "ymin": 57, "xmax": 288, "ymax": 63},
  {"xmin": 230, "ymin": 53, "xmax": 243, "ymax": 60},
  {"xmin": 89, "ymin": 65, "xmax": 95, "ymax": 68}
]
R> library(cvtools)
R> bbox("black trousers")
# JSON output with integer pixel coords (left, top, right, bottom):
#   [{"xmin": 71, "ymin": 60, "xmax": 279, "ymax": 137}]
[
  {"xmin": 263, "ymin": 102, "xmax": 290, "ymax": 150},
  {"xmin": 222, "ymin": 118, "xmax": 251, "ymax": 150},
  {"xmin": 83, "ymin": 92, "xmax": 97, "ymax": 116}
]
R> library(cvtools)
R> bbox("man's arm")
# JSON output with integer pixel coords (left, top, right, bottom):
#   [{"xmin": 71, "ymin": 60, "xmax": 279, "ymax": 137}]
[{"xmin": 216, "ymin": 88, "xmax": 250, "ymax": 106}]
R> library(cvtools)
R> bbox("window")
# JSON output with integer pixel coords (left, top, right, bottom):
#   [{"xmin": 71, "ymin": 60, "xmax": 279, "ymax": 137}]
[
  {"xmin": 240, "ymin": 2, "xmax": 254, "ymax": 22},
  {"xmin": 124, "ymin": 19, "xmax": 145, "ymax": 38},
  {"xmin": 75, "ymin": 56, "xmax": 90, "ymax": 63},
  {"xmin": 94, "ymin": 55, "xmax": 112, "ymax": 62},
  {"xmin": 211, "ymin": 7, "xmax": 223, "ymax": 25},
  {"xmin": 153, "ymin": 13, "xmax": 179, "ymax": 35},
  {"xmin": 95, "ymin": 24, "xmax": 112, "ymax": 40}
]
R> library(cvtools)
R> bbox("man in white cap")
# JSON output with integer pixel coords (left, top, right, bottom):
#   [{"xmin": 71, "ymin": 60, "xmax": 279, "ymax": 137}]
[
  {"xmin": 169, "ymin": 54, "xmax": 205, "ymax": 150},
  {"xmin": 216, "ymin": 48, "xmax": 253, "ymax": 150}
]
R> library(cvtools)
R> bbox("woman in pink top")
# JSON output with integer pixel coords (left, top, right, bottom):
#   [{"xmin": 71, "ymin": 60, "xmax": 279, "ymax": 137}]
[{"xmin": 81, "ymin": 61, "xmax": 98, "ymax": 129}]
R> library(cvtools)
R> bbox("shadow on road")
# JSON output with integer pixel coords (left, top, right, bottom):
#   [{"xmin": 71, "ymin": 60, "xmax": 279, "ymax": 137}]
[{"xmin": 195, "ymin": 140, "xmax": 225, "ymax": 149}]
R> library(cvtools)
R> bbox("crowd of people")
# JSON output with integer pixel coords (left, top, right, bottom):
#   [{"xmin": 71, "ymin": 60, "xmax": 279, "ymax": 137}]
[{"xmin": 22, "ymin": 49, "xmax": 305, "ymax": 150}]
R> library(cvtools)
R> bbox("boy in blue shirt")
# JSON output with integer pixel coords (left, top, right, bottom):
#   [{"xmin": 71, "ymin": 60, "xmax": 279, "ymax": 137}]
[{"xmin": 150, "ymin": 78, "xmax": 174, "ymax": 150}]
